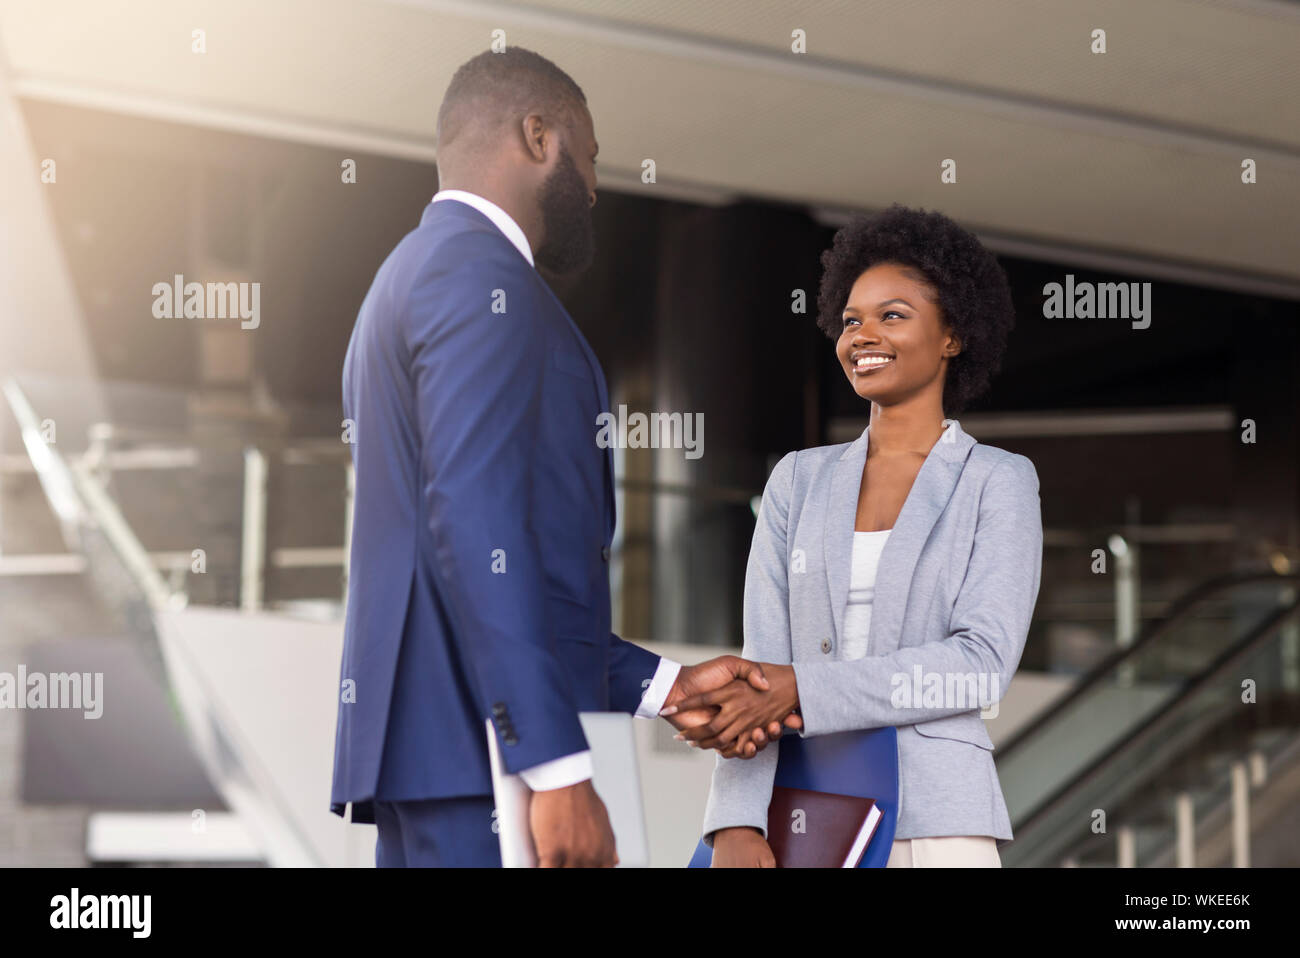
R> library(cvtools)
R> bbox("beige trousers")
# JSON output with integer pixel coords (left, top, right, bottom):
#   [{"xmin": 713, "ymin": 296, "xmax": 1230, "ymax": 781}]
[{"xmin": 885, "ymin": 836, "xmax": 1001, "ymax": 867}]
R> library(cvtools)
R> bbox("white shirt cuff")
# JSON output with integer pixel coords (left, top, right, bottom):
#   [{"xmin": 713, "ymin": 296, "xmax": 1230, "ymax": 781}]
[
  {"xmin": 518, "ymin": 751, "xmax": 594, "ymax": 791},
  {"xmin": 517, "ymin": 657, "xmax": 681, "ymax": 790},
  {"xmin": 635, "ymin": 657, "xmax": 682, "ymax": 719}
]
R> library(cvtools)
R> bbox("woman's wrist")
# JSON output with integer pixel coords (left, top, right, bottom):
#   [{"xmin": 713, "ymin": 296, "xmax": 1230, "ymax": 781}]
[{"xmin": 715, "ymin": 826, "xmax": 764, "ymax": 842}]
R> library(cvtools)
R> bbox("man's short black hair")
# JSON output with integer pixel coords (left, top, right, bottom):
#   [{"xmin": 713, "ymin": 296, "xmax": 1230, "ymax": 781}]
[
  {"xmin": 436, "ymin": 47, "xmax": 587, "ymax": 157},
  {"xmin": 816, "ymin": 203, "xmax": 1016, "ymax": 417}
]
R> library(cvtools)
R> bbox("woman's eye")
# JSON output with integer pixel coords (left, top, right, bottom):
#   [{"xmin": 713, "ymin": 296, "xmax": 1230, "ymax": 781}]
[
  {"xmin": 842, "ymin": 317, "xmax": 859, "ymax": 328},
  {"xmin": 884, "ymin": 311, "xmax": 905, "ymax": 320}
]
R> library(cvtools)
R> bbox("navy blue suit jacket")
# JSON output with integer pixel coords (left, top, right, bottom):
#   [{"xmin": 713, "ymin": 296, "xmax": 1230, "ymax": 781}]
[{"xmin": 330, "ymin": 199, "xmax": 662, "ymax": 822}]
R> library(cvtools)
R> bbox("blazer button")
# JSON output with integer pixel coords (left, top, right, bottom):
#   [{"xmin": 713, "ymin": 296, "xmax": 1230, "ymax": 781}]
[
  {"xmin": 492, "ymin": 702, "xmax": 507, "ymax": 718},
  {"xmin": 821, "ymin": 638, "xmax": 832, "ymax": 654},
  {"xmin": 601, "ymin": 545, "xmax": 611, "ymax": 562},
  {"xmin": 503, "ymin": 733, "xmax": 519, "ymax": 746}
]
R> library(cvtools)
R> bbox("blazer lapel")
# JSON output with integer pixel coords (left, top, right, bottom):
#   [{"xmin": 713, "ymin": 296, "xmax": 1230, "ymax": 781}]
[
  {"xmin": 823, "ymin": 429, "xmax": 868, "ymax": 652},
  {"xmin": 823, "ymin": 419, "xmax": 977, "ymax": 655}
]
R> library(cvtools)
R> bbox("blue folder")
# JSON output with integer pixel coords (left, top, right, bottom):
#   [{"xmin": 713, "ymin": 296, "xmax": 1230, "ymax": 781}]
[{"xmin": 687, "ymin": 726, "xmax": 900, "ymax": 867}]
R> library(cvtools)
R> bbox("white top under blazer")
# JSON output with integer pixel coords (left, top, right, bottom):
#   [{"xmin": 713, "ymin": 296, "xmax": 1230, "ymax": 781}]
[{"xmin": 841, "ymin": 530, "xmax": 891, "ymax": 660}]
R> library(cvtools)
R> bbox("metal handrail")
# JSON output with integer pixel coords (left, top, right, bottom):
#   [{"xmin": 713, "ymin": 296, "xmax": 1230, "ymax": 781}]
[
  {"xmin": 999, "ymin": 570, "xmax": 1300, "ymax": 759},
  {"xmin": 1138, "ymin": 726, "xmax": 1300, "ymax": 868}
]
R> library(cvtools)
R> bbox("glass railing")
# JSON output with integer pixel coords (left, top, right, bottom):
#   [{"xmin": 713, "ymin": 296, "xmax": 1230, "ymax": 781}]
[{"xmin": 1001, "ymin": 574, "xmax": 1300, "ymax": 866}]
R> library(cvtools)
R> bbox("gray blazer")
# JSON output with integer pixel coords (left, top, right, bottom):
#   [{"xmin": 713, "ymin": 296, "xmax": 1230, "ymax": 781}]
[{"xmin": 701, "ymin": 419, "xmax": 1042, "ymax": 845}]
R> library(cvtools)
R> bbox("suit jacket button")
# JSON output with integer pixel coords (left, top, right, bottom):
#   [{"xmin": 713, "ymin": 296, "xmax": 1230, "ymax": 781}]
[
  {"xmin": 492, "ymin": 703, "xmax": 507, "ymax": 717},
  {"xmin": 601, "ymin": 545, "xmax": 611, "ymax": 562},
  {"xmin": 821, "ymin": 638, "xmax": 832, "ymax": 654},
  {"xmin": 503, "ymin": 734, "xmax": 519, "ymax": 746}
]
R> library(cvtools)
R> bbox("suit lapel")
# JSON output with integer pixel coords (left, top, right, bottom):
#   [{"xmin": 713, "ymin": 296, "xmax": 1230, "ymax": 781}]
[{"xmin": 823, "ymin": 419, "xmax": 976, "ymax": 655}]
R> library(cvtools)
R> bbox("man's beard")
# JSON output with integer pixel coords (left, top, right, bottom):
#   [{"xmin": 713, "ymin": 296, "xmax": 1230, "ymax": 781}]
[{"xmin": 534, "ymin": 145, "xmax": 595, "ymax": 276}]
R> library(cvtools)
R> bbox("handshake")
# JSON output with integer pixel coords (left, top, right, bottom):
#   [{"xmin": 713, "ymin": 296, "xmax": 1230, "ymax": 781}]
[
  {"xmin": 657, "ymin": 655, "xmax": 802, "ymax": 759},
  {"xmin": 528, "ymin": 655, "xmax": 799, "ymax": 867}
]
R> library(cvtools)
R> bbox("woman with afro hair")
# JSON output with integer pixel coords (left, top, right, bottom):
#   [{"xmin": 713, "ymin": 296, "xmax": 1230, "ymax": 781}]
[{"xmin": 676, "ymin": 204, "xmax": 1043, "ymax": 868}]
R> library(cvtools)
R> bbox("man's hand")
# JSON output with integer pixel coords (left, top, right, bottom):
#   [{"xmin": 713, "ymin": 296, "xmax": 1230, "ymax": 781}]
[
  {"xmin": 658, "ymin": 655, "xmax": 768, "ymax": 732},
  {"xmin": 659, "ymin": 656, "xmax": 798, "ymax": 754},
  {"xmin": 669, "ymin": 663, "xmax": 800, "ymax": 752},
  {"xmin": 529, "ymin": 779, "xmax": 618, "ymax": 868}
]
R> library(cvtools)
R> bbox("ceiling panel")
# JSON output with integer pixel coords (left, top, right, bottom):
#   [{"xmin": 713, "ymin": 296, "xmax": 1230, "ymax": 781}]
[
  {"xmin": 520, "ymin": 0, "xmax": 1300, "ymax": 150},
  {"xmin": 2, "ymin": 0, "xmax": 1296, "ymax": 290}
]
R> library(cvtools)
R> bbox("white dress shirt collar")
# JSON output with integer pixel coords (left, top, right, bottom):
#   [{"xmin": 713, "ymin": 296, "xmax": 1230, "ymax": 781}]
[{"xmin": 431, "ymin": 189, "xmax": 534, "ymax": 268}]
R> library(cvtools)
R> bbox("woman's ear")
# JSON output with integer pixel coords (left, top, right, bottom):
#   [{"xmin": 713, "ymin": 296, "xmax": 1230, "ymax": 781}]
[{"xmin": 944, "ymin": 331, "xmax": 962, "ymax": 358}]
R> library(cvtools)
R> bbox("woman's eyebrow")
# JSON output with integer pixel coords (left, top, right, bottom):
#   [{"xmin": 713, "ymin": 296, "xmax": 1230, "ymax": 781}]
[{"xmin": 843, "ymin": 298, "xmax": 914, "ymax": 315}]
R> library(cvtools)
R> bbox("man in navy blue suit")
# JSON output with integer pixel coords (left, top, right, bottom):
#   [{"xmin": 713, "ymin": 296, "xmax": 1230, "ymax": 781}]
[{"xmin": 330, "ymin": 47, "xmax": 798, "ymax": 867}]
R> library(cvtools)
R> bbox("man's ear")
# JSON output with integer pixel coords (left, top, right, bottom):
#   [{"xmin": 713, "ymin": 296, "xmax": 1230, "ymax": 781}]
[{"xmin": 520, "ymin": 113, "xmax": 548, "ymax": 163}]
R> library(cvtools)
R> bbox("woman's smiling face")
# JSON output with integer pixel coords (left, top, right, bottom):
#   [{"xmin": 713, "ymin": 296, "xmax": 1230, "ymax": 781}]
[{"xmin": 835, "ymin": 261, "xmax": 960, "ymax": 407}]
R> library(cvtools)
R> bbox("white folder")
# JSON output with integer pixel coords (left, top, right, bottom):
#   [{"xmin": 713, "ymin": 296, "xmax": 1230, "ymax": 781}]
[{"xmin": 486, "ymin": 713, "xmax": 649, "ymax": 867}]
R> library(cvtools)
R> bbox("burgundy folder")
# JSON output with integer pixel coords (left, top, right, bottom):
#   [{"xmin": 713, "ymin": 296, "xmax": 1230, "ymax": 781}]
[{"xmin": 766, "ymin": 786, "xmax": 883, "ymax": 868}]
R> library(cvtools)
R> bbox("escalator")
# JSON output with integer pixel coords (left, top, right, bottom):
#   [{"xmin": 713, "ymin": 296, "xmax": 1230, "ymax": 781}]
[{"xmin": 999, "ymin": 571, "xmax": 1300, "ymax": 866}]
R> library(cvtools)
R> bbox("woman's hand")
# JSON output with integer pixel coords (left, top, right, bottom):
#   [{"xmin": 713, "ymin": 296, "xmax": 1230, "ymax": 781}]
[
  {"xmin": 710, "ymin": 827, "xmax": 776, "ymax": 868},
  {"xmin": 668, "ymin": 664, "xmax": 801, "ymax": 752},
  {"xmin": 718, "ymin": 715, "xmax": 803, "ymax": 759}
]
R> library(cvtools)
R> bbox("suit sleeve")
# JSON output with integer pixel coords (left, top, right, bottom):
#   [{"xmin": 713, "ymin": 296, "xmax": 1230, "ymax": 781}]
[
  {"xmin": 699, "ymin": 450, "xmax": 798, "ymax": 846},
  {"xmin": 405, "ymin": 235, "xmax": 587, "ymax": 773},
  {"xmin": 793, "ymin": 455, "xmax": 1043, "ymax": 735},
  {"xmin": 606, "ymin": 634, "xmax": 663, "ymax": 714}
]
